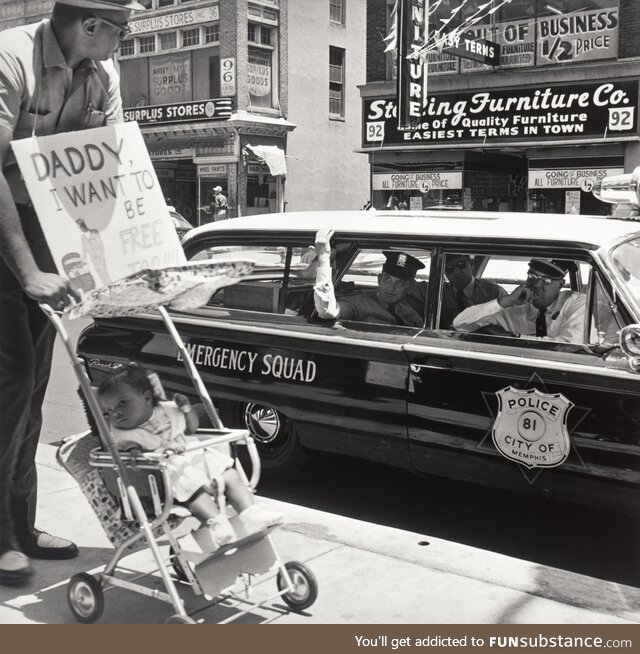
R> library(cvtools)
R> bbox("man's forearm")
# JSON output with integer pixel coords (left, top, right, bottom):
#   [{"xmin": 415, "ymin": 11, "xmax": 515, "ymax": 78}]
[
  {"xmin": 0, "ymin": 171, "xmax": 39, "ymax": 286},
  {"xmin": 313, "ymin": 253, "xmax": 339, "ymax": 318}
]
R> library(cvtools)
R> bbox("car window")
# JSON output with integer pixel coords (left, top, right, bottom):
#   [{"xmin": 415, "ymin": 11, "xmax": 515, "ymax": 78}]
[
  {"xmin": 442, "ymin": 253, "xmax": 593, "ymax": 345},
  {"xmin": 610, "ymin": 237, "xmax": 640, "ymax": 306},
  {"xmin": 187, "ymin": 244, "xmax": 315, "ymax": 315},
  {"xmin": 336, "ymin": 248, "xmax": 431, "ymax": 326},
  {"xmin": 592, "ymin": 273, "xmax": 627, "ymax": 347}
]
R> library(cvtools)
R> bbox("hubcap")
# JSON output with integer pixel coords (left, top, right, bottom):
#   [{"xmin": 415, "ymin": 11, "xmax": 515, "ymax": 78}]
[
  {"xmin": 243, "ymin": 403, "xmax": 281, "ymax": 444},
  {"xmin": 287, "ymin": 569, "xmax": 310, "ymax": 601},
  {"xmin": 70, "ymin": 581, "xmax": 97, "ymax": 617}
]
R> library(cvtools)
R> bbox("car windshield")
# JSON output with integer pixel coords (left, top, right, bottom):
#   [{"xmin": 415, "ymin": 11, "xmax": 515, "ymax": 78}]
[{"xmin": 610, "ymin": 237, "xmax": 640, "ymax": 305}]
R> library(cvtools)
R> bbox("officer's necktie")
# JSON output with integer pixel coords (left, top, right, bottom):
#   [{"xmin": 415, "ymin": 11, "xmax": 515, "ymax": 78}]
[
  {"xmin": 535, "ymin": 308, "xmax": 548, "ymax": 337},
  {"xmin": 456, "ymin": 288, "xmax": 467, "ymax": 312}
]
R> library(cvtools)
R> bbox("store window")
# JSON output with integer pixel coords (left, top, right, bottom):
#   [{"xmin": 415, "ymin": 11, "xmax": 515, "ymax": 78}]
[
  {"xmin": 182, "ymin": 28, "xmax": 200, "ymax": 47},
  {"xmin": 119, "ymin": 27, "xmax": 221, "ymax": 107},
  {"xmin": 248, "ymin": 44, "xmax": 275, "ymax": 109},
  {"xmin": 140, "ymin": 36, "xmax": 156, "ymax": 54},
  {"xmin": 329, "ymin": 46, "xmax": 345, "ymax": 118},
  {"xmin": 159, "ymin": 32, "xmax": 177, "ymax": 50},
  {"xmin": 246, "ymin": 163, "xmax": 278, "ymax": 215},
  {"xmin": 204, "ymin": 24, "xmax": 220, "ymax": 44},
  {"xmin": 120, "ymin": 39, "xmax": 135, "ymax": 57}
]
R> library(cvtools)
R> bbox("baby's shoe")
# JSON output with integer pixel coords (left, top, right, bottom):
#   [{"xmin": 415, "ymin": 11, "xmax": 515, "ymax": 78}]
[
  {"xmin": 239, "ymin": 505, "xmax": 284, "ymax": 534},
  {"xmin": 207, "ymin": 514, "xmax": 236, "ymax": 548}
]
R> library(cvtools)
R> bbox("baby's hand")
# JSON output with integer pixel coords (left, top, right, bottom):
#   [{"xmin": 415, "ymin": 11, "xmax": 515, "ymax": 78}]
[{"xmin": 173, "ymin": 393, "xmax": 192, "ymax": 413}]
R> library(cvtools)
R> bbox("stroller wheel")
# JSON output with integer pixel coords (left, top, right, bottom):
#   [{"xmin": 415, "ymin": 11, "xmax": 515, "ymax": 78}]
[
  {"xmin": 67, "ymin": 573, "xmax": 105, "ymax": 623},
  {"xmin": 164, "ymin": 614, "xmax": 196, "ymax": 624},
  {"xmin": 276, "ymin": 561, "xmax": 318, "ymax": 611}
]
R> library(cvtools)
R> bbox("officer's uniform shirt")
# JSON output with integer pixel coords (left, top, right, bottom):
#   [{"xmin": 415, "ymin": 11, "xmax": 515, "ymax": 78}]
[
  {"xmin": 452, "ymin": 290, "xmax": 588, "ymax": 343},
  {"xmin": 336, "ymin": 291, "xmax": 423, "ymax": 327},
  {"xmin": 0, "ymin": 20, "xmax": 123, "ymax": 204},
  {"xmin": 439, "ymin": 278, "xmax": 506, "ymax": 329}
]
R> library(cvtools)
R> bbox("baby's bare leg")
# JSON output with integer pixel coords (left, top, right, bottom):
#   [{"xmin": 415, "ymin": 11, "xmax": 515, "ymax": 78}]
[
  {"xmin": 222, "ymin": 468, "xmax": 254, "ymax": 513},
  {"xmin": 186, "ymin": 489, "xmax": 220, "ymax": 522}
]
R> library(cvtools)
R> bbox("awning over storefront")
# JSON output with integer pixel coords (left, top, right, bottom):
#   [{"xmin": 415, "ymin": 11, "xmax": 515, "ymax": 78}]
[{"xmin": 245, "ymin": 144, "xmax": 287, "ymax": 176}]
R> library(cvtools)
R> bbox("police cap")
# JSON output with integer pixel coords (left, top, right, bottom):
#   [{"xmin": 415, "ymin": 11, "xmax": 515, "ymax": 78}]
[{"xmin": 382, "ymin": 251, "xmax": 425, "ymax": 281}]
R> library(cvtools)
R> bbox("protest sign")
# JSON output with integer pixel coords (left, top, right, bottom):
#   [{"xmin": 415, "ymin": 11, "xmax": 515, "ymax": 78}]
[{"xmin": 11, "ymin": 122, "xmax": 185, "ymax": 291}]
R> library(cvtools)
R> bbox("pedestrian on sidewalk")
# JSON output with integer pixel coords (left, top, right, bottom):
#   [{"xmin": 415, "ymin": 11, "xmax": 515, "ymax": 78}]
[{"xmin": 0, "ymin": 0, "xmax": 146, "ymax": 586}]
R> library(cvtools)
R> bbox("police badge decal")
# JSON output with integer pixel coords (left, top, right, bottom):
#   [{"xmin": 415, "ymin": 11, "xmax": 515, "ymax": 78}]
[{"xmin": 492, "ymin": 387, "xmax": 573, "ymax": 469}]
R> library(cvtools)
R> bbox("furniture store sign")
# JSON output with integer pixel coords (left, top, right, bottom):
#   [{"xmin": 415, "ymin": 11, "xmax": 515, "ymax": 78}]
[
  {"xmin": 537, "ymin": 6, "xmax": 619, "ymax": 65},
  {"xmin": 372, "ymin": 171, "xmax": 462, "ymax": 193},
  {"xmin": 363, "ymin": 80, "xmax": 639, "ymax": 147},
  {"xmin": 528, "ymin": 167, "xmax": 624, "ymax": 191}
]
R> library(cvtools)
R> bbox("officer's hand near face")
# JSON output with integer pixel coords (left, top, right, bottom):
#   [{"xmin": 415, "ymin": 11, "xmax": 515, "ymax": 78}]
[{"xmin": 498, "ymin": 284, "xmax": 532, "ymax": 308}]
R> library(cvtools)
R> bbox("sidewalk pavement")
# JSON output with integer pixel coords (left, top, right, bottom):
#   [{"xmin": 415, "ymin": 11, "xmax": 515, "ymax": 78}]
[{"xmin": 0, "ymin": 442, "xmax": 638, "ymax": 625}]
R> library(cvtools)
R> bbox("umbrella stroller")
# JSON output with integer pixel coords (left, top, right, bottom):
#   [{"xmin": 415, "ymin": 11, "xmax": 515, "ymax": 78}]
[{"xmin": 45, "ymin": 261, "xmax": 318, "ymax": 624}]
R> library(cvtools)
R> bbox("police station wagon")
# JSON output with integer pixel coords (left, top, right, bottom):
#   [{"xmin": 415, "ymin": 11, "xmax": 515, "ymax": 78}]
[{"xmin": 77, "ymin": 181, "xmax": 640, "ymax": 517}]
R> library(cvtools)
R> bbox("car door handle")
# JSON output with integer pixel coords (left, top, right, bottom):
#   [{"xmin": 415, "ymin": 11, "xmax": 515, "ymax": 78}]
[{"xmin": 410, "ymin": 358, "xmax": 453, "ymax": 372}]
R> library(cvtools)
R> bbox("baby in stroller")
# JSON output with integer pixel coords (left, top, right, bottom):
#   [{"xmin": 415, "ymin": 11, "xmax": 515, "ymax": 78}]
[{"xmin": 96, "ymin": 362, "xmax": 283, "ymax": 548}]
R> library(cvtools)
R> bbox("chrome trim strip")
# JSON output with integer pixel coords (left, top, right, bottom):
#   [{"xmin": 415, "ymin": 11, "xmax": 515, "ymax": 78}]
[
  {"xmin": 132, "ymin": 312, "xmax": 407, "ymax": 352},
  {"xmin": 404, "ymin": 344, "xmax": 637, "ymax": 380},
  {"xmin": 124, "ymin": 313, "xmax": 638, "ymax": 380}
]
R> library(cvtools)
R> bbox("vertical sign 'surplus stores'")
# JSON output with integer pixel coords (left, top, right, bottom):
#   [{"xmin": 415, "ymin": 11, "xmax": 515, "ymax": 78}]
[{"xmin": 364, "ymin": 0, "xmax": 638, "ymax": 215}]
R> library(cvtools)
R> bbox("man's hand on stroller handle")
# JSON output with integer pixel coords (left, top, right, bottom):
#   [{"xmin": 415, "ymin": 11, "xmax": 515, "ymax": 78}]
[{"xmin": 26, "ymin": 271, "xmax": 80, "ymax": 310}]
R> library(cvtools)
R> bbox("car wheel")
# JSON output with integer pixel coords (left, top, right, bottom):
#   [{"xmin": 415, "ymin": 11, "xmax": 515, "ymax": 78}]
[{"xmin": 220, "ymin": 401, "xmax": 307, "ymax": 479}]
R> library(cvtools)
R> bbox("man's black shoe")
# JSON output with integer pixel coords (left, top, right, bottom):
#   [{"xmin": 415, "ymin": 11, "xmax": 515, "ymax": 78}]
[
  {"xmin": 22, "ymin": 529, "xmax": 79, "ymax": 560},
  {"xmin": 0, "ymin": 550, "xmax": 33, "ymax": 586}
]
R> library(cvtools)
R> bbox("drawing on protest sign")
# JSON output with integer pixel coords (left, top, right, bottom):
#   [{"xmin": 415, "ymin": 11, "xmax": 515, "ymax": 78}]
[{"xmin": 11, "ymin": 122, "xmax": 186, "ymax": 291}]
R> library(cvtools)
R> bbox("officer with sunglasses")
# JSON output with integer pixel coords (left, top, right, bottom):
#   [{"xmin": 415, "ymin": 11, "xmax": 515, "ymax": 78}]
[
  {"xmin": 0, "ymin": 0, "xmax": 146, "ymax": 586},
  {"xmin": 438, "ymin": 254, "xmax": 505, "ymax": 330},
  {"xmin": 453, "ymin": 259, "xmax": 588, "ymax": 344}
]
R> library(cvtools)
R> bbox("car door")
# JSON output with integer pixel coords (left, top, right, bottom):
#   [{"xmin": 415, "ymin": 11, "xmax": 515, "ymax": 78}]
[
  {"xmin": 179, "ymin": 232, "xmax": 424, "ymax": 469},
  {"xmin": 406, "ymin": 248, "xmax": 640, "ymax": 516}
]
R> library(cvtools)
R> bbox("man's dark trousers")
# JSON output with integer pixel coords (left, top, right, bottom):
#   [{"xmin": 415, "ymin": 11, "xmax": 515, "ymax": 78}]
[{"xmin": 0, "ymin": 205, "xmax": 56, "ymax": 554}]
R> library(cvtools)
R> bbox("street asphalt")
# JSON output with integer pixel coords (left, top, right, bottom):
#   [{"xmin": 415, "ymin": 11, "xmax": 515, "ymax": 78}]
[{"xmin": 2, "ymin": 315, "xmax": 636, "ymax": 624}]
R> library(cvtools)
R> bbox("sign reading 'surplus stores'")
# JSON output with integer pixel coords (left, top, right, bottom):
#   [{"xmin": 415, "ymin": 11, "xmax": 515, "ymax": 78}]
[
  {"xmin": 363, "ymin": 81, "xmax": 639, "ymax": 148},
  {"xmin": 124, "ymin": 99, "xmax": 232, "ymax": 126},
  {"xmin": 130, "ymin": 5, "xmax": 219, "ymax": 35}
]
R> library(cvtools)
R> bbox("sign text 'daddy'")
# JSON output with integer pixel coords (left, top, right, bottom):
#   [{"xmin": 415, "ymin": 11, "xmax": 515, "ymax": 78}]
[{"xmin": 364, "ymin": 81, "xmax": 639, "ymax": 147}]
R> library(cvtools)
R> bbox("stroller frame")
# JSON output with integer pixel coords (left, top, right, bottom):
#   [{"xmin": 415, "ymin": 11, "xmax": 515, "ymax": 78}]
[{"xmin": 44, "ymin": 303, "xmax": 318, "ymax": 624}]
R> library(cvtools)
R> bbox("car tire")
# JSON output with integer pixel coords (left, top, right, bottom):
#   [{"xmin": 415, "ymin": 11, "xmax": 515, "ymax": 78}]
[{"xmin": 220, "ymin": 401, "xmax": 307, "ymax": 479}]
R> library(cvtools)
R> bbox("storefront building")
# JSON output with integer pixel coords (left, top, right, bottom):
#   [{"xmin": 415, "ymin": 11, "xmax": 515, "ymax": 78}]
[
  {"xmin": 363, "ymin": 0, "xmax": 640, "ymax": 214},
  {"xmin": 0, "ymin": 0, "xmax": 370, "ymax": 223},
  {"xmin": 118, "ymin": 0, "xmax": 292, "ymax": 225}
]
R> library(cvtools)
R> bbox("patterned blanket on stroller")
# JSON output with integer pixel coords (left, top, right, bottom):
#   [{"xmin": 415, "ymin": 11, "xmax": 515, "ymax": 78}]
[{"xmin": 57, "ymin": 432, "xmax": 167, "ymax": 552}]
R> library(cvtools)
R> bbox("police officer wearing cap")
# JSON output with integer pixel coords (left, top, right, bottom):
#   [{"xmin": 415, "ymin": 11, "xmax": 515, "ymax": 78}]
[
  {"xmin": 453, "ymin": 259, "xmax": 588, "ymax": 343},
  {"xmin": 0, "ymin": 0, "xmax": 146, "ymax": 585},
  {"xmin": 313, "ymin": 229, "xmax": 425, "ymax": 327}
]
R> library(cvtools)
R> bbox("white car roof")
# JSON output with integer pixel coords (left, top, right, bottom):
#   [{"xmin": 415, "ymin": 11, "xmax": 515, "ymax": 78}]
[{"xmin": 185, "ymin": 210, "xmax": 640, "ymax": 251}]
